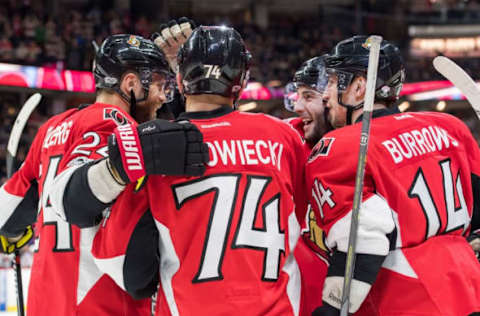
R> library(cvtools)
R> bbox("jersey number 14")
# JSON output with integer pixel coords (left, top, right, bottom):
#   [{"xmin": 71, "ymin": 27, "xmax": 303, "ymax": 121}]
[{"xmin": 409, "ymin": 159, "xmax": 470, "ymax": 240}]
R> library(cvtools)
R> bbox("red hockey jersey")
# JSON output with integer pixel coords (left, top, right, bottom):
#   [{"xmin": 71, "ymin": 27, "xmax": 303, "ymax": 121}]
[
  {"xmin": 285, "ymin": 117, "xmax": 329, "ymax": 316},
  {"xmin": 306, "ymin": 110, "xmax": 480, "ymax": 315},
  {"xmin": 0, "ymin": 103, "xmax": 150, "ymax": 315},
  {"xmin": 93, "ymin": 107, "xmax": 307, "ymax": 316}
]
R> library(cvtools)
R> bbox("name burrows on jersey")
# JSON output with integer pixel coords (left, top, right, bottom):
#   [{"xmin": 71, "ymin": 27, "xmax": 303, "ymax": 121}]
[
  {"xmin": 306, "ymin": 111, "xmax": 480, "ymax": 315},
  {"xmin": 92, "ymin": 108, "xmax": 309, "ymax": 316},
  {"xmin": 382, "ymin": 123, "xmax": 459, "ymax": 164},
  {"xmin": 0, "ymin": 102, "xmax": 151, "ymax": 316}
]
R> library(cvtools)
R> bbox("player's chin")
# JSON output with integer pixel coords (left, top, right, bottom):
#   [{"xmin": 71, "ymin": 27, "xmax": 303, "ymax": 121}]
[{"xmin": 304, "ymin": 125, "xmax": 319, "ymax": 144}]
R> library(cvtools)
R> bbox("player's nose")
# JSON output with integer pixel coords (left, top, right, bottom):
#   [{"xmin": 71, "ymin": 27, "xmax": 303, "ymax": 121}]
[
  {"xmin": 322, "ymin": 94, "xmax": 331, "ymax": 108},
  {"xmin": 294, "ymin": 99, "xmax": 305, "ymax": 114},
  {"xmin": 159, "ymin": 90, "xmax": 167, "ymax": 104}
]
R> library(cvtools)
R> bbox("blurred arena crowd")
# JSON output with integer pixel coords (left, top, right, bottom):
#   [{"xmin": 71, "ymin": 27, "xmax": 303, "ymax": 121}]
[
  {"xmin": 2, "ymin": 1, "xmax": 480, "ymax": 183},
  {"xmin": 3, "ymin": 0, "xmax": 480, "ymax": 83}
]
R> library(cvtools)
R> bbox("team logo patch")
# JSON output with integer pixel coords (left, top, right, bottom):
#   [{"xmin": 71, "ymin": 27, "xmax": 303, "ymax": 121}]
[
  {"xmin": 103, "ymin": 108, "xmax": 130, "ymax": 126},
  {"xmin": 301, "ymin": 207, "xmax": 329, "ymax": 258},
  {"xmin": 127, "ymin": 35, "xmax": 140, "ymax": 47},
  {"xmin": 309, "ymin": 137, "xmax": 335, "ymax": 161},
  {"xmin": 362, "ymin": 37, "xmax": 373, "ymax": 50}
]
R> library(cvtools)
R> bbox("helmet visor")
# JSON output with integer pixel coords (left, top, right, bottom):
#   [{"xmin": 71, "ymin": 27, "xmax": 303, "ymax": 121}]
[
  {"xmin": 284, "ymin": 82, "xmax": 298, "ymax": 112},
  {"xmin": 152, "ymin": 71, "xmax": 176, "ymax": 103},
  {"xmin": 326, "ymin": 69, "xmax": 355, "ymax": 93},
  {"xmin": 294, "ymin": 61, "xmax": 328, "ymax": 94}
]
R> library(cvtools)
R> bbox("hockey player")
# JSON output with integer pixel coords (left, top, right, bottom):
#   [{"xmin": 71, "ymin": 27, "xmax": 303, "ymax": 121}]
[
  {"xmin": 0, "ymin": 34, "xmax": 208, "ymax": 315},
  {"xmin": 286, "ymin": 56, "xmax": 332, "ymax": 145},
  {"xmin": 284, "ymin": 57, "xmax": 331, "ymax": 315},
  {"xmin": 308, "ymin": 36, "xmax": 480, "ymax": 315},
  {"xmin": 89, "ymin": 26, "xmax": 308, "ymax": 315}
]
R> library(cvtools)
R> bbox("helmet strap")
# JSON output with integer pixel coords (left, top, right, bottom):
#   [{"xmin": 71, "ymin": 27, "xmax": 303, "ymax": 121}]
[
  {"xmin": 130, "ymin": 89, "xmax": 137, "ymax": 119},
  {"xmin": 116, "ymin": 87, "xmax": 131, "ymax": 104},
  {"xmin": 337, "ymin": 91, "xmax": 363, "ymax": 125},
  {"xmin": 114, "ymin": 78, "xmax": 149, "ymax": 121}
]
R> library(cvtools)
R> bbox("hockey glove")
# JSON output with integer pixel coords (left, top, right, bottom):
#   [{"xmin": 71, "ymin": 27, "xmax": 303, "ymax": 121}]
[
  {"xmin": 0, "ymin": 226, "xmax": 33, "ymax": 254},
  {"xmin": 468, "ymin": 229, "xmax": 480, "ymax": 254},
  {"xmin": 108, "ymin": 119, "xmax": 209, "ymax": 183},
  {"xmin": 152, "ymin": 17, "xmax": 196, "ymax": 72},
  {"xmin": 312, "ymin": 303, "xmax": 342, "ymax": 316}
]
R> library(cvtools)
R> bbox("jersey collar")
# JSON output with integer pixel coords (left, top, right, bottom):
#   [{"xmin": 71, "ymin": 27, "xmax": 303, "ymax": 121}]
[
  {"xmin": 178, "ymin": 106, "xmax": 234, "ymax": 120},
  {"xmin": 355, "ymin": 106, "xmax": 400, "ymax": 123}
]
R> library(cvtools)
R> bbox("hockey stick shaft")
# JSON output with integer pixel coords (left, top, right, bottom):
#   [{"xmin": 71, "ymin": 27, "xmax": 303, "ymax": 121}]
[
  {"xmin": 6, "ymin": 93, "xmax": 42, "ymax": 316},
  {"xmin": 12, "ymin": 251, "xmax": 25, "ymax": 316},
  {"xmin": 340, "ymin": 35, "xmax": 383, "ymax": 316}
]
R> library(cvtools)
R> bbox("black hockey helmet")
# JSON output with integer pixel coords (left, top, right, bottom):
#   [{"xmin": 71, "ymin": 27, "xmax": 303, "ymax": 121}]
[
  {"xmin": 324, "ymin": 35, "xmax": 405, "ymax": 124},
  {"xmin": 324, "ymin": 35, "xmax": 405, "ymax": 103},
  {"xmin": 93, "ymin": 34, "xmax": 174, "ymax": 103},
  {"xmin": 284, "ymin": 56, "xmax": 328, "ymax": 111},
  {"xmin": 294, "ymin": 56, "xmax": 328, "ymax": 92},
  {"xmin": 177, "ymin": 26, "xmax": 251, "ymax": 100}
]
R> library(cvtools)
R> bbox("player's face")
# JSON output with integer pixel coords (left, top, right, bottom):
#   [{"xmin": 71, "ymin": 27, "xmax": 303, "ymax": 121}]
[
  {"xmin": 295, "ymin": 86, "xmax": 330, "ymax": 145},
  {"xmin": 324, "ymin": 74, "xmax": 347, "ymax": 128},
  {"xmin": 139, "ymin": 72, "xmax": 174, "ymax": 121}
]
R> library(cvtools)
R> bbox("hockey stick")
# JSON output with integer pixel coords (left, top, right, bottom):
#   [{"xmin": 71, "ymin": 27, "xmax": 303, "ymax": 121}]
[
  {"xmin": 340, "ymin": 35, "xmax": 383, "ymax": 316},
  {"xmin": 433, "ymin": 56, "xmax": 480, "ymax": 120},
  {"xmin": 6, "ymin": 92, "xmax": 42, "ymax": 316}
]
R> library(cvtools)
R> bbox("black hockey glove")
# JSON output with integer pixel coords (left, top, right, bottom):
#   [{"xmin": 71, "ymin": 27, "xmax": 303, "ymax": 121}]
[
  {"xmin": 468, "ymin": 229, "xmax": 480, "ymax": 260},
  {"xmin": 312, "ymin": 303, "xmax": 343, "ymax": 316},
  {"xmin": 108, "ymin": 119, "xmax": 209, "ymax": 184}
]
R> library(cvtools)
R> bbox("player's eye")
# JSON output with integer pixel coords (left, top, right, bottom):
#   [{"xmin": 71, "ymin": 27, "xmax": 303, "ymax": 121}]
[{"xmin": 304, "ymin": 94, "xmax": 313, "ymax": 101}]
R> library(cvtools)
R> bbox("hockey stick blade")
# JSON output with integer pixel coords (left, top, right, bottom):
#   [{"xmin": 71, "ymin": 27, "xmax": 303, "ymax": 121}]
[
  {"xmin": 6, "ymin": 93, "xmax": 42, "ymax": 177},
  {"xmin": 433, "ymin": 56, "xmax": 480, "ymax": 120}
]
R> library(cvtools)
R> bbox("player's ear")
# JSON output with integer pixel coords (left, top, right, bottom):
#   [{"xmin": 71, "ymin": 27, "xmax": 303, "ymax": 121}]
[
  {"xmin": 176, "ymin": 73, "xmax": 184, "ymax": 94},
  {"xmin": 121, "ymin": 72, "xmax": 141, "ymax": 95},
  {"xmin": 355, "ymin": 76, "xmax": 366, "ymax": 99}
]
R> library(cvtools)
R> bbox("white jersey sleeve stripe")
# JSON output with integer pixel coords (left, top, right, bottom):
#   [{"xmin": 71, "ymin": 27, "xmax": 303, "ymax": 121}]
[
  {"xmin": 327, "ymin": 194, "xmax": 395, "ymax": 256},
  {"xmin": 48, "ymin": 165, "xmax": 80, "ymax": 221},
  {"xmin": 0, "ymin": 184, "xmax": 23, "ymax": 229}
]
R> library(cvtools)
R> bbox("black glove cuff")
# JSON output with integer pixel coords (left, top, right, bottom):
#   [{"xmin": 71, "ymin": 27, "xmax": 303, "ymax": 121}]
[
  {"xmin": 312, "ymin": 303, "xmax": 341, "ymax": 316},
  {"xmin": 107, "ymin": 134, "xmax": 130, "ymax": 184}
]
